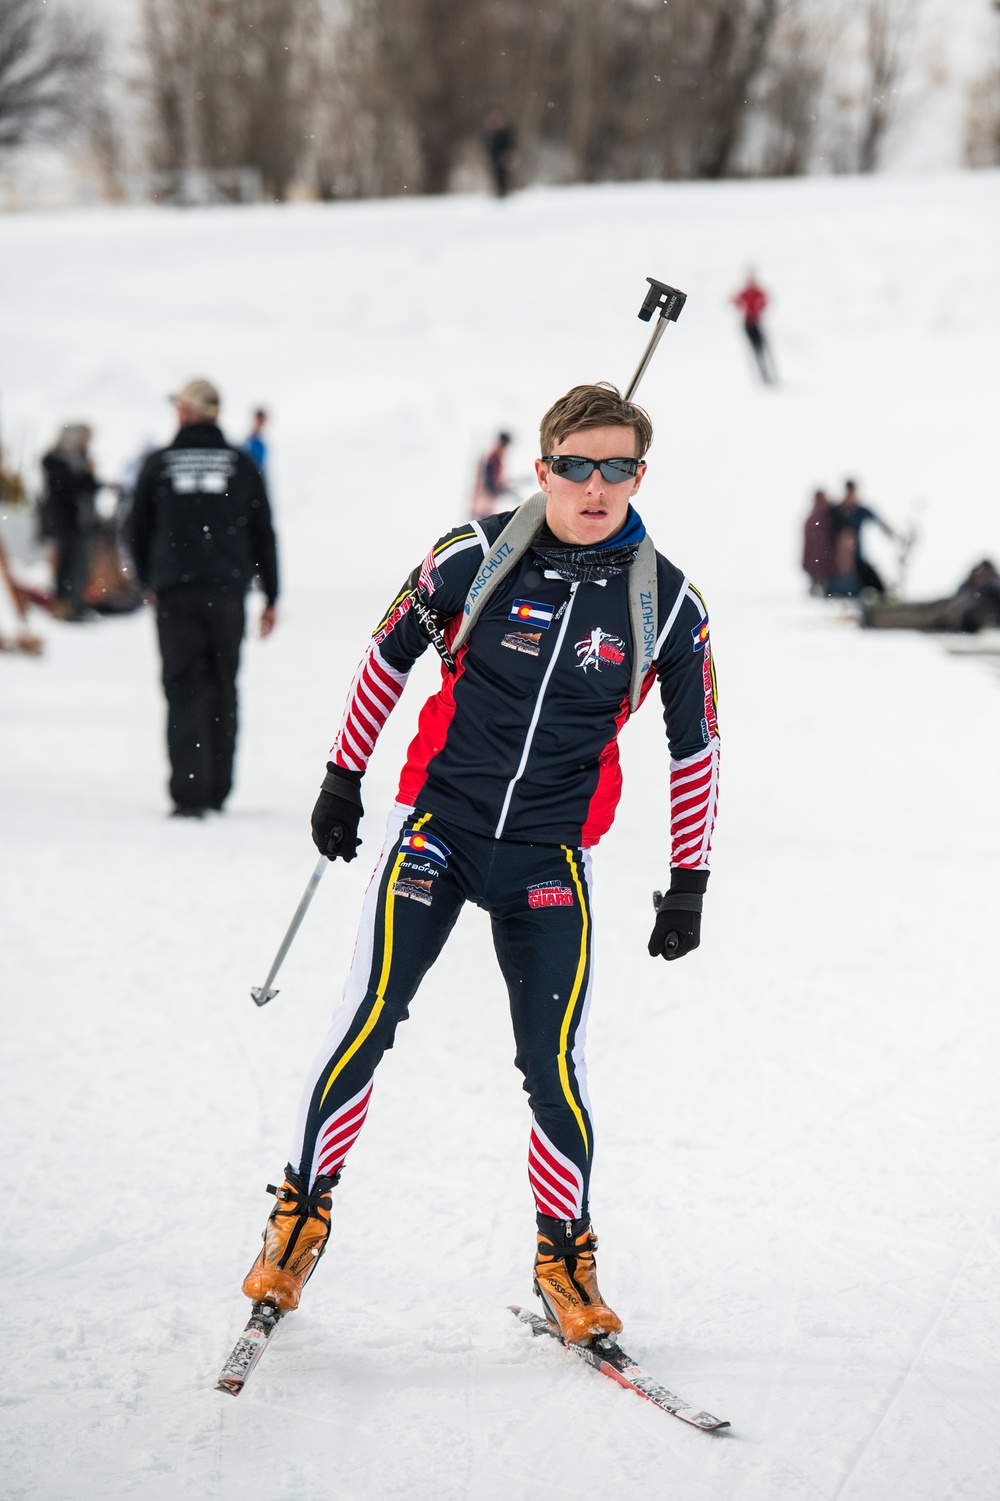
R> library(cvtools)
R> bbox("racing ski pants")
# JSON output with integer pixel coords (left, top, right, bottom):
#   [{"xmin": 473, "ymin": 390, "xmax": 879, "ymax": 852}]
[{"xmin": 289, "ymin": 806, "xmax": 597, "ymax": 1220}]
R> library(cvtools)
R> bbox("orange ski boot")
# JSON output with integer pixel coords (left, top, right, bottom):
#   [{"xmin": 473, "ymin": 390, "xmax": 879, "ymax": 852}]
[
  {"xmin": 533, "ymin": 1214, "xmax": 623, "ymax": 1345},
  {"xmin": 241, "ymin": 1169, "xmax": 336, "ymax": 1311}
]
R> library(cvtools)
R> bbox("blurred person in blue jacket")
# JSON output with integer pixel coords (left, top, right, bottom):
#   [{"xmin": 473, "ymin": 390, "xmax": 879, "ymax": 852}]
[{"xmin": 244, "ymin": 409, "xmax": 268, "ymax": 472}]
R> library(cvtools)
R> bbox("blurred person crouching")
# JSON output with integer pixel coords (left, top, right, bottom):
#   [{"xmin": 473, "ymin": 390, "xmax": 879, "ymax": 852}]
[
  {"xmin": 130, "ymin": 379, "xmax": 279, "ymax": 819},
  {"xmin": 41, "ymin": 424, "xmax": 99, "ymax": 621},
  {"xmin": 863, "ymin": 559, "xmax": 1000, "ymax": 633}
]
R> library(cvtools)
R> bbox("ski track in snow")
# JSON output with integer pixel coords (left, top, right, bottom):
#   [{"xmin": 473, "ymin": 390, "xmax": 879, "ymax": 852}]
[{"xmin": 2, "ymin": 170, "xmax": 1000, "ymax": 1500}]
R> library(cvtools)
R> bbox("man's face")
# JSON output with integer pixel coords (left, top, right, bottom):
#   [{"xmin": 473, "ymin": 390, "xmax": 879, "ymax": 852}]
[{"xmin": 535, "ymin": 425, "xmax": 646, "ymax": 547}]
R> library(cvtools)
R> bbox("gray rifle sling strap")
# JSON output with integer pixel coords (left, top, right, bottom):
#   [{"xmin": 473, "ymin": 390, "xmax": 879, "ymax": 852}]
[{"xmin": 449, "ymin": 492, "xmax": 658, "ymax": 713}]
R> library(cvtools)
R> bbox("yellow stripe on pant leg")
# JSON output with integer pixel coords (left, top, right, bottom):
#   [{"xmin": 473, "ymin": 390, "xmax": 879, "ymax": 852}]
[
  {"xmin": 319, "ymin": 812, "xmax": 434, "ymax": 1107},
  {"xmin": 559, "ymin": 846, "xmax": 591, "ymax": 1159}
]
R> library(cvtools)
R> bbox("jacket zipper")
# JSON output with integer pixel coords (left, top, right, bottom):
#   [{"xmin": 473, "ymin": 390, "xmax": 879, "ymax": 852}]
[{"xmin": 494, "ymin": 581, "xmax": 579, "ymax": 839}]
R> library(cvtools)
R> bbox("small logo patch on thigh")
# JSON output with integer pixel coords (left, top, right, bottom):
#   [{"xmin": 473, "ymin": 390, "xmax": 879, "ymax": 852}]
[
  {"xmin": 392, "ymin": 878, "xmax": 434, "ymax": 906},
  {"xmin": 527, "ymin": 882, "xmax": 575, "ymax": 909}
]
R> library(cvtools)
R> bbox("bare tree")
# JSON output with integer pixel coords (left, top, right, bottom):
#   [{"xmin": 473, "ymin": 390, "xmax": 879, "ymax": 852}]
[
  {"xmin": 137, "ymin": 0, "xmax": 927, "ymax": 203},
  {"xmin": 856, "ymin": 0, "xmax": 921, "ymax": 172},
  {"xmin": 965, "ymin": 64, "xmax": 1000, "ymax": 166},
  {"xmin": 964, "ymin": 3, "xmax": 1000, "ymax": 167},
  {"xmin": 141, "ymin": 0, "xmax": 320, "ymax": 199},
  {"xmin": 751, "ymin": 2, "xmax": 840, "ymax": 176},
  {"xmin": 0, "ymin": 0, "xmax": 102, "ymax": 150}
]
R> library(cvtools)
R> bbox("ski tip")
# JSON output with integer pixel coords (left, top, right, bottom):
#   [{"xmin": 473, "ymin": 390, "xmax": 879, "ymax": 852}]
[{"xmin": 215, "ymin": 1377, "xmax": 244, "ymax": 1397}]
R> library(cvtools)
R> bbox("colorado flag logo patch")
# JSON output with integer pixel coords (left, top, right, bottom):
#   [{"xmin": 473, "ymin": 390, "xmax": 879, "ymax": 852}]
[
  {"xmin": 509, "ymin": 599, "xmax": 555, "ymax": 629},
  {"xmin": 401, "ymin": 829, "xmax": 451, "ymax": 866}
]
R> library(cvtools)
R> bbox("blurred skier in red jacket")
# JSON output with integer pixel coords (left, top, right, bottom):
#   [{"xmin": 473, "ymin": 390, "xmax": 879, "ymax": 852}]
[{"xmin": 732, "ymin": 272, "xmax": 776, "ymax": 385}]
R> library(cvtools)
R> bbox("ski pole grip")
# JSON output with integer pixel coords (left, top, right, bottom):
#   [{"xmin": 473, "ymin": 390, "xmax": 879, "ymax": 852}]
[{"xmin": 638, "ymin": 278, "xmax": 687, "ymax": 324}]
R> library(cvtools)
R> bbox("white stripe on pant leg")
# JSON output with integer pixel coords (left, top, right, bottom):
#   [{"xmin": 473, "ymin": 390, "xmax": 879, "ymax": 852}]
[
  {"xmin": 570, "ymin": 848, "xmax": 596, "ymax": 1130},
  {"xmin": 287, "ymin": 804, "xmax": 413, "ymax": 1170}
]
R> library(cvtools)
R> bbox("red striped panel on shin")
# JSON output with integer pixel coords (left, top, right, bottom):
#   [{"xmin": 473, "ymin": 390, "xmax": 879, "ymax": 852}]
[
  {"xmin": 528, "ymin": 1120, "xmax": 584, "ymax": 1220},
  {"xmin": 314, "ymin": 1082, "xmax": 373, "ymax": 1179}
]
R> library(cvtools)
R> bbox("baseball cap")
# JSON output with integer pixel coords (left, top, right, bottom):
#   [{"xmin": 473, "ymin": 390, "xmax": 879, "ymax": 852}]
[{"xmin": 170, "ymin": 378, "xmax": 221, "ymax": 419}]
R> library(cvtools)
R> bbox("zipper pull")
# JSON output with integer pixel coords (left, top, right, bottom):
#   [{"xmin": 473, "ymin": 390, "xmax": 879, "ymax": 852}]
[{"xmin": 553, "ymin": 582, "xmax": 579, "ymax": 622}]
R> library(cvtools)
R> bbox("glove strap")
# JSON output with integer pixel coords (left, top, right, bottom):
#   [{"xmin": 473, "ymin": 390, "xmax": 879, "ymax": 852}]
[
  {"xmin": 320, "ymin": 765, "xmax": 363, "ymax": 805},
  {"xmin": 655, "ymin": 891, "xmax": 703, "ymax": 914}
]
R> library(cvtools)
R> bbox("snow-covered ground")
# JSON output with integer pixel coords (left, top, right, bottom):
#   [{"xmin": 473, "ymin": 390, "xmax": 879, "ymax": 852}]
[{"xmin": 2, "ymin": 170, "xmax": 1000, "ymax": 1499}]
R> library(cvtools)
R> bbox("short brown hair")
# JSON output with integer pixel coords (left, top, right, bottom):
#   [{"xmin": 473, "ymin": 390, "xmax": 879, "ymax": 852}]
[{"xmin": 539, "ymin": 382, "xmax": 653, "ymax": 460}]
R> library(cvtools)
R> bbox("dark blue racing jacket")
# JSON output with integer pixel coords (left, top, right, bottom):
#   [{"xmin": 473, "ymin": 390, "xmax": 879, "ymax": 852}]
[{"xmin": 330, "ymin": 510, "xmax": 719, "ymax": 865}]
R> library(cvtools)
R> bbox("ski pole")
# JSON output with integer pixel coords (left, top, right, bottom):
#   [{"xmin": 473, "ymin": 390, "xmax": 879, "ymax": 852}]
[
  {"xmin": 251, "ymin": 856, "xmax": 328, "ymax": 1007},
  {"xmin": 624, "ymin": 278, "xmax": 687, "ymax": 401}
]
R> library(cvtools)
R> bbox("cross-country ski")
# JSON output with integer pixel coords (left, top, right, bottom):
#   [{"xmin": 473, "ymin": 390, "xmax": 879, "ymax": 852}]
[
  {"xmin": 509, "ymin": 1307, "xmax": 729, "ymax": 1430},
  {"xmin": 215, "ymin": 1302, "xmax": 284, "ymax": 1397}
]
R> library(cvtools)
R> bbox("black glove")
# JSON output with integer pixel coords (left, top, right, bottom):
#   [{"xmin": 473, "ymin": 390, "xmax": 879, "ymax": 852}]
[
  {"xmin": 648, "ymin": 869, "xmax": 708, "ymax": 962},
  {"xmin": 311, "ymin": 764, "xmax": 364, "ymax": 861}
]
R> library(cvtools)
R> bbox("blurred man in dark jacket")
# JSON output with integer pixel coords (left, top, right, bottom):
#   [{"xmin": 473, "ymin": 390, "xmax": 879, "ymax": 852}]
[
  {"xmin": 41, "ymin": 424, "xmax": 99, "ymax": 621},
  {"xmin": 130, "ymin": 379, "xmax": 279, "ymax": 818}
]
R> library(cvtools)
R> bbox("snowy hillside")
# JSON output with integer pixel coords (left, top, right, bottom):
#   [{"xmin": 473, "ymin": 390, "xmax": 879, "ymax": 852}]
[{"xmin": 2, "ymin": 170, "xmax": 1000, "ymax": 1499}]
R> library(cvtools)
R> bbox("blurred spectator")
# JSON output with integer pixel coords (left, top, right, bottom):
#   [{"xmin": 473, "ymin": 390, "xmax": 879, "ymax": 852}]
[
  {"xmin": 82, "ymin": 517, "xmax": 143, "ymax": 616},
  {"xmin": 130, "ymin": 378, "xmax": 279, "ymax": 819},
  {"xmin": 802, "ymin": 489, "xmax": 837, "ymax": 595},
  {"xmin": 732, "ymin": 271, "xmax": 776, "ymax": 385},
  {"xmin": 864, "ymin": 560, "xmax": 1000, "ymax": 632},
  {"xmin": 41, "ymin": 424, "xmax": 99, "ymax": 621},
  {"xmin": 482, "ymin": 110, "xmax": 516, "ymax": 198},
  {"xmin": 471, "ymin": 431, "xmax": 512, "ymax": 519},
  {"xmin": 830, "ymin": 479, "xmax": 898, "ymax": 597},
  {"xmin": 0, "ymin": 527, "xmax": 44, "ymax": 655},
  {"xmin": 245, "ymin": 408, "xmax": 268, "ymax": 471}
]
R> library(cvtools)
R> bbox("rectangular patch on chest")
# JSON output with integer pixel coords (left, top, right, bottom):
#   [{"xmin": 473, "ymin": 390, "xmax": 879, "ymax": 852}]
[
  {"xmin": 501, "ymin": 630, "xmax": 542, "ymax": 657},
  {"xmin": 509, "ymin": 599, "xmax": 555, "ymax": 629}
]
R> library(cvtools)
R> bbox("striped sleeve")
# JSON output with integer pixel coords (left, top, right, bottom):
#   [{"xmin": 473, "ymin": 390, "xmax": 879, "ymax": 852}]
[
  {"xmin": 330, "ymin": 643, "xmax": 410, "ymax": 772},
  {"xmin": 669, "ymin": 742, "xmax": 719, "ymax": 870},
  {"xmin": 654, "ymin": 576, "xmax": 720, "ymax": 872}
]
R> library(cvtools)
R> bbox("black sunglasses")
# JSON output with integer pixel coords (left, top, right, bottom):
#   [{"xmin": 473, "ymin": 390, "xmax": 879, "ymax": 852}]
[{"xmin": 542, "ymin": 455, "xmax": 642, "ymax": 484}]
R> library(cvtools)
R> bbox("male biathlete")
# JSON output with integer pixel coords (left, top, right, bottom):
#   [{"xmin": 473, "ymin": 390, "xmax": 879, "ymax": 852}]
[{"xmin": 241, "ymin": 382, "xmax": 720, "ymax": 1345}]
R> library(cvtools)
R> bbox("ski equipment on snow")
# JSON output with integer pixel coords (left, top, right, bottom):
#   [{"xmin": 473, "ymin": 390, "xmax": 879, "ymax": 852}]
[
  {"xmin": 251, "ymin": 856, "xmax": 328, "ymax": 1007},
  {"xmin": 509, "ymin": 1305, "xmax": 729, "ymax": 1430},
  {"xmin": 216, "ymin": 1301, "xmax": 284, "ymax": 1396}
]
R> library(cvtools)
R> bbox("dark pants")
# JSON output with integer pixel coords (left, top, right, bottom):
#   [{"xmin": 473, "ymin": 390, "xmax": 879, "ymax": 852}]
[
  {"xmin": 156, "ymin": 586, "xmax": 245, "ymax": 811},
  {"xmin": 55, "ymin": 529, "xmax": 92, "ymax": 615},
  {"xmin": 291, "ymin": 808, "xmax": 597, "ymax": 1219},
  {"xmin": 744, "ymin": 320, "xmax": 776, "ymax": 384}
]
